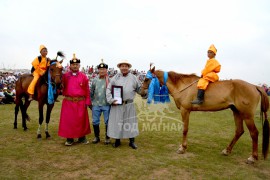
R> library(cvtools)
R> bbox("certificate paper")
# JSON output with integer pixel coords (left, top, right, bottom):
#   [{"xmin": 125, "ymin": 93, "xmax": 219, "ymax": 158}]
[{"xmin": 112, "ymin": 85, "xmax": 123, "ymax": 105}]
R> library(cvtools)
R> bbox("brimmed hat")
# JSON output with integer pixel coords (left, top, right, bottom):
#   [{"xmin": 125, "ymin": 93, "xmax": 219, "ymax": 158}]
[
  {"xmin": 117, "ymin": 60, "xmax": 132, "ymax": 68},
  {"xmin": 208, "ymin": 44, "xmax": 217, "ymax": 54},
  {"xmin": 97, "ymin": 59, "xmax": 108, "ymax": 69},
  {"xmin": 70, "ymin": 53, "xmax": 81, "ymax": 64},
  {"xmin": 39, "ymin": 45, "xmax": 47, "ymax": 52}
]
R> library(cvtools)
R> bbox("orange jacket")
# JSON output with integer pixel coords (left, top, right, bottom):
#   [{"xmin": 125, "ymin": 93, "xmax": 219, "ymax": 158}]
[
  {"xmin": 201, "ymin": 58, "xmax": 221, "ymax": 82},
  {"xmin": 32, "ymin": 56, "xmax": 50, "ymax": 76}
]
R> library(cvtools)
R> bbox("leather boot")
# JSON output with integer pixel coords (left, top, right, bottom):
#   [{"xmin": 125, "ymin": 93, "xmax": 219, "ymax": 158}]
[
  {"xmin": 129, "ymin": 138, "xmax": 137, "ymax": 149},
  {"xmin": 92, "ymin": 125, "xmax": 100, "ymax": 144},
  {"xmin": 191, "ymin": 89, "xmax": 205, "ymax": 104},
  {"xmin": 104, "ymin": 125, "xmax": 110, "ymax": 145},
  {"xmin": 112, "ymin": 139, "xmax": 121, "ymax": 148}
]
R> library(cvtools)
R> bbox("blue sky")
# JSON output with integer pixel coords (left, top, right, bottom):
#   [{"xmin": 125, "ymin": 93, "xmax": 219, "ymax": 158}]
[{"xmin": 1, "ymin": 0, "xmax": 270, "ymax": 84}]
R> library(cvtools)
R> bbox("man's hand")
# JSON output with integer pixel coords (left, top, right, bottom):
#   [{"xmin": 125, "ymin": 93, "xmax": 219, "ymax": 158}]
[{"xmin": 112, "ymin": 100, "xmax": 118, "ymax": 105}]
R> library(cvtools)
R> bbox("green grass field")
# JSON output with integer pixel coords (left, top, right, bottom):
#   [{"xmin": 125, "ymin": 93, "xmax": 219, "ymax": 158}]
[{"xmin": 0, "ymin": 96, "xmax": 269, "ymax": 179}]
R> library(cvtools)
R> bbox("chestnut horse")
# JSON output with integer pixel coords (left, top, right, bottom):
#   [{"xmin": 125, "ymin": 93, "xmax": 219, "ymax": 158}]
[
  {"xmin": 140, "ymin": 66, "xmax": 269, "ymax": 163},
  {"xmin": 14, "ymin": 52, "xmax": 64, "ymax": 139}
]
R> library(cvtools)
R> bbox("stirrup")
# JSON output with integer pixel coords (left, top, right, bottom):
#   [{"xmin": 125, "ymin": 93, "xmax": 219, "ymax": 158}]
[{"xmin": 191, "ymin": 99, "xmax": 203, "ymax": 104}]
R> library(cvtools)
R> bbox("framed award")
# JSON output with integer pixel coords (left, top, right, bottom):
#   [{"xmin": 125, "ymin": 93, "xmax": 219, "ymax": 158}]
[{"xmin": 112, "ymin": 85, "xmax": 123, "ymax": 105}]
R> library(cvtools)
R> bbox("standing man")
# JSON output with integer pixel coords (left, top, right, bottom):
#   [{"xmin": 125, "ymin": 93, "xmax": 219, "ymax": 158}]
[
  {"xmin": 28, "ymin": 45, "xmax": 50, "ymax": 101},
  {"xmin": 58, "ymin": 54, "xmax": 91, "ymax": 146},
  {"xmin": 90, "ymin": 60, "xmax": 111, "ymax": 144},
  {"xmin": 106, "ymin": 60, "xmax": 141, "ymax": 149},
  {"xmin": 191, "ymin": 44, "xmax": 221, "ymax": 104}
]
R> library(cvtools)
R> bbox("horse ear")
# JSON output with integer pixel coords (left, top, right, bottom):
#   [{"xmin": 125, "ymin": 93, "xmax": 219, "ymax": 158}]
[
  {"xmin": 59, "ymin": 59, "xmax": 63, "ymax": 64},
  {"xmin": 151, "ymin": 66, "xmax": 155, "ymax": 73},
  {"xmin": 150, "ymin": 62, "xmax": 154, "ymax": 70}
]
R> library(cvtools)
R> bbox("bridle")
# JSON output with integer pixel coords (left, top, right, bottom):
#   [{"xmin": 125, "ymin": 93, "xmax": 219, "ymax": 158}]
[{"xmin": 46, "ymin": 61, "xmax": 62, "ymax": 87}]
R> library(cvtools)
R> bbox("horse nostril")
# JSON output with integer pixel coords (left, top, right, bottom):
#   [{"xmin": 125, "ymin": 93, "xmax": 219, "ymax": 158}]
[{"xmin": 142, "ymin": 94, "xmax": 148, "ymax": 99}]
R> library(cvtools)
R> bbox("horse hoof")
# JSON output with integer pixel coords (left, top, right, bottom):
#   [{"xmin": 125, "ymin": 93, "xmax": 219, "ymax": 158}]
[
  {"xmin": 37, "ymin": 134, "xmax": 42, "ymax": 139},
  {"xmin": 176, "ymin": 144, "xmax": 186, "ymax": 154},
  {"xmin": 14, "ymin": 127, "xmax": 17, "ymax": 129},
  {"xmin": 246, "ymin": 156, "xmax": 256, "ymax": 164},
  {"xmin": 23, "ymin": 128, "xmax": 28, "ymax": 131},
  {"xmin": 221, "ymin": 149, "xmax": 230, "ymax": 156},
  {"xmin": 46, "ymin": 133, "xmax": 51, "ymax": 139}
]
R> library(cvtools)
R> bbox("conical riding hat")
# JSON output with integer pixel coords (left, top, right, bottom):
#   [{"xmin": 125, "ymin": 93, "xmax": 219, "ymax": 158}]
[
  {"xmin": 39, "ymin": 45, "xmax": 47, "ymax": 52},
  {"xmin": 208, "ymin": 44, "xmax": 217, "ymax": 54}
]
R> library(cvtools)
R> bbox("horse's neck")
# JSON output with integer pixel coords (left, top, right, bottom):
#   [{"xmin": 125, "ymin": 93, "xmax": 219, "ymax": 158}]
[
  {"xmin": 157, "ymin": 71, "xmax": 198, "ymax": 96},
  {"xmin": 38, "ymin": 71, "xmax": 48, "ymax": 86},
  {"xmin": 155, "ymin": 70, "xmax": 164, "ymax": 85}
]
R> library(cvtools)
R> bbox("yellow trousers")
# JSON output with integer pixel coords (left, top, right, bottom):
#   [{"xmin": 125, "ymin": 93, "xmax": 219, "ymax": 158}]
[
  {"xmin": 197, "ymin": 78, "xmax": 209, "ymax": 90},
  {"xmin": 27, "ymin": 71, "xmax": 41, "ymax": 95},
  {"xmin": 197, "ymin": 72, "xmax": 219, "ymax": 90}
]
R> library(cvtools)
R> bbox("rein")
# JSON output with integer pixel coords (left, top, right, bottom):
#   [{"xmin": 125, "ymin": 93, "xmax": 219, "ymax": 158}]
[{"xmin": 171, "ymin": 79, "xmax": 199, "ymax": 95}]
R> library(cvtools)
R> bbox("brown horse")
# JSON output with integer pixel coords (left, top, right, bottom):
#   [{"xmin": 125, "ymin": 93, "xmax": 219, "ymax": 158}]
[
  {"xmin": 140, "ymin": 66, "xmax": 269, "ymax": 163},
  {"xmin": 14, "ymin": 52, "xmax": 64, "ymax": 139}
]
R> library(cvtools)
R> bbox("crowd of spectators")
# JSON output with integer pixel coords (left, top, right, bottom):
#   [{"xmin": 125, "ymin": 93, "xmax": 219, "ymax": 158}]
[{"xmin": 0, "ymin": 72, "xmax": 17, "ymax": 104}]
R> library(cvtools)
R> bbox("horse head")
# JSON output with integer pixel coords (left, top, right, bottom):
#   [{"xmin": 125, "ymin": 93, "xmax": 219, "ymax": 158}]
[
  {"xmin": 140, "ymin": 64, "xmax": 155, "ymax": 99},
  {"xmin": 49, "ymin": 51, "xmax": 65, "ymax": 89}
]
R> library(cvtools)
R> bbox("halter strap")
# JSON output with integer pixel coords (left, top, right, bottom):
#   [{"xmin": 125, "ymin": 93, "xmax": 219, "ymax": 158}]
[
  {"xmin": 47, "ymin": 61, "xmax": 59, "ymax": 104},
  {"xmin": 163, "ymin": 71, "xmax": 168, "ymax": 85}
]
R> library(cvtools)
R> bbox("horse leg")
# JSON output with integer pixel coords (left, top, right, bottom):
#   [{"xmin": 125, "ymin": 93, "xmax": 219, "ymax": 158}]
[
  {"xmin": 45, "ymin": 104, "xmax": 54, "ymax": 139},
  {"xmin": 14, "ymin": 100, "xmax": 21, "ymax": 129},
  {"xmin": 222, "ymin": 111, "xmax": 244, "ymax": 156},
  {"xmin": 22, "ymin": 100, "xmax": 31, "ymax": 131},
  {"xmin": 177, "ymin": 108, "xmax": 190, "ymax": 154},
  {"xmin": 37, "ymin": 103, "xmax": 44, "ymax": 139},
  {"xmin": 243, "ymin": 118, "xmax": 258, "ymax": 164}
]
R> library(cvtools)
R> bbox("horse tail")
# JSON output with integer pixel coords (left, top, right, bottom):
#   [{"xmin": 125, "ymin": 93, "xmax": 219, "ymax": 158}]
[{"xmin": 256, "ymin": 86, "xmax": 269, "ymax": 159}]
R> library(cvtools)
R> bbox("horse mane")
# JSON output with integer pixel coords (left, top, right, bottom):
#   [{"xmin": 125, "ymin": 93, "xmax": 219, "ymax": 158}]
[
  {"xmin": 40, "ymin": 60, "xmax": 57, "ymax": 84},
  {"xmin": 40, "ymin": 68, "xmax": 49, "ymax": 85},
  {"xmin": 167, "ymin": 71, "xmax": 199, "ymax": 84},
  {"xmin": 50, "ymin": 60, "xmax": 57, "ymax": 64}
]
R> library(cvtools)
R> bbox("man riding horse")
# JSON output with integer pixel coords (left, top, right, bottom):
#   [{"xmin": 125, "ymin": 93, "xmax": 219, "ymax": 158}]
[
  {"xmin": 28, "ymin": 45, "xmax": 51, "ymax": 101},
  {"xmin": 191, "ymin": 44, "xmax": 221, "ymax": 104},
  {"xmin": 14, "ymin": 45, "xmax": 64, "ymax": 139}
]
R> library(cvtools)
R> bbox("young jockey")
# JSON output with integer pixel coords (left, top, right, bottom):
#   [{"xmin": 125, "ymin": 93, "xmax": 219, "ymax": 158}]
[
  {"xmin": 27, "ymin": 45, "xmax": 50, "ymax": 101},
  {"xmin": 191, "ymin": 44, "xmax": 221, "ymax": 104}
]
